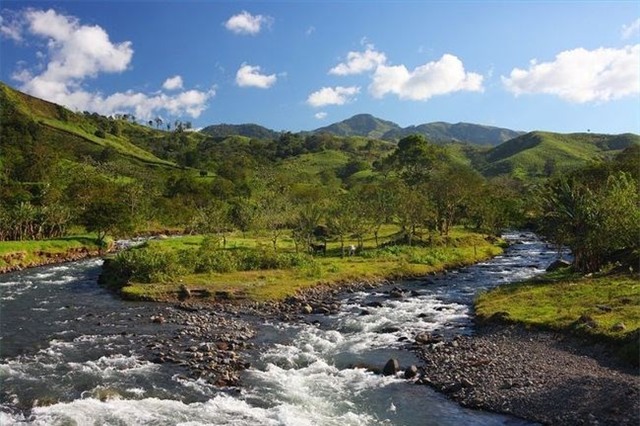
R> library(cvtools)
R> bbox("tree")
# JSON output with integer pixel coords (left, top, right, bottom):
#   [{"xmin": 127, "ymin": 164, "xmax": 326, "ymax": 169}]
[
  {"xmin": 190, "ymin": 201, "xmax": 232, "ymax": 248},
  {"xmin": 355, "ymin": 179, "xmax": 399, "ymax": 247},
  {"xmin": 538, "ymin": 171, "xmax": 639, "ymax": 272},
  {"xmin": 327, "ymin": 195, "xmax": 360, "ymax": 257},
  {"xmin": 293, "ymin": 204, "xmax": 323, "ymax": 253},
  {"xmin": 81, "ymin": 199, "xmax": 134, "ymax": 249},
  {"xmin": 393, "ymin": 182, "xmax": 433, "ymax": 245},
  {"xmin": 385, "ymin": 134, "xmax": 446, "ymax": 187},
  {"xmin": 429, "ymin": 163, "xmax": 484, "ymax": 236},
  {"xmin": 255, "ymin": 188, "xmax": 294, "ymax": 251}
]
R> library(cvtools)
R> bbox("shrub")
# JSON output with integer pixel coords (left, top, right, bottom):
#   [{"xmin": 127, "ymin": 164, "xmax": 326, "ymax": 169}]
[
  {"xmin": 195, "ymin": 248, "xmax": 238, "ymax": 273},
  {"xmin": 113, "ymin": 245, "xmax": 185, "ymax": 283}
]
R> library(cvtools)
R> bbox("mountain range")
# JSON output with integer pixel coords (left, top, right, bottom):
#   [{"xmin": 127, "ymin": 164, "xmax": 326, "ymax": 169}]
[
  {"xmin": 2, "ymin": 81, "xmax": 638, "ymax": 181},
  {"xmin": 202, "ymin": 113, "xmax": 525, "ymax": 146}
]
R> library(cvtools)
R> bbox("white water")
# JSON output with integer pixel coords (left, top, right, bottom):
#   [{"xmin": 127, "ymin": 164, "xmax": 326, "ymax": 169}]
[{"xmin": 1, "ymin": 232, "xmax": 560, "ymax": 425}]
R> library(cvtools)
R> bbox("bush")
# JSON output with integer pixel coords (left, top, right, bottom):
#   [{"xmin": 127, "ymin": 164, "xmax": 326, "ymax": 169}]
[
  {"xmin": 113, "ymin": 245, "xmax": 185, "ymax": 283},
  {"xmin": 235, "ymin": 248, "xmax": 315, "ymax": 270},
  {"xmin": 195, "ymin": 248, "xmax": 238, "ymax": 273}
]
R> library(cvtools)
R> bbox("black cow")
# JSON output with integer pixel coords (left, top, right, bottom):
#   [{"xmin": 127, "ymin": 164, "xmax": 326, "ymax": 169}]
[{"xmin": 309, "ymin": 242, "xmax": 326, "ymax": 255}]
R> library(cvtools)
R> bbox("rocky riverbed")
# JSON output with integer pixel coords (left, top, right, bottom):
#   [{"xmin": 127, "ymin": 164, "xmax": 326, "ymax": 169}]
[
  {"xmin": 136, "ymin": 303, "xmax": 255, "ymax": 388},
  {"xmin": 415, "ymin": 322, "xmax": 640, "ymax": 425},
  {"xmin": 144, "ymin": 279, "xmax": 391, "ymax": 387}
]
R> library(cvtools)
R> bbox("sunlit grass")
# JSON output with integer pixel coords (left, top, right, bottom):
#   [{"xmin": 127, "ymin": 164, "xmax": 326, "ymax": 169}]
[
  {"xmin": 475, "ymin": 272, "xmax": 640, "ymax": 363},
  {"xmin": 118, "ymin": 227, "xmax": 503, "ymax": 302},
  {"xmin": 0, "ymin": 235, "xmax": 102, "ymax": 269}
]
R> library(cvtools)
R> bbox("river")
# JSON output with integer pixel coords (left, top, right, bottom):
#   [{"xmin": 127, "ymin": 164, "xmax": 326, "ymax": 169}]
[{"xmin": 0, "ymin": 232, "xmax": 563, "ymax": 425}]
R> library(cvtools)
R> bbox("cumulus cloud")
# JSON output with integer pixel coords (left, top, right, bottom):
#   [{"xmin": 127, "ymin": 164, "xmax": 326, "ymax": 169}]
[
  {"xmin": 329, "ymin": 45, "xmax": 387, "ymax": 75},
  {"xmin": 314, "ymin": 111, "xmax": 327, "ymax": 120},
  {"xmin": 622, "ymin": 19, "xmax": 640, "ymax": 40},
  {"xmin": 235, "ymin": 64, "xmax": 277, "ymax": 88},
  {"xmin": 6, "ymin": 9, "xmax": 214, "ymax": 120},
  {"xmin": 502, "ymin": 45, "xmax": 640, "ymax": 103},
  {"xmin": 162, "ymin": 75, "xmax": 183, "ymax": 90},
  {"xmin": 307, "ymin": 86, "xmax": 360, "ymax": 107},
  {"xmin": 369, "ymin": 54, "xmax": 483, "ymax": 100},
  {"xmin": 26, "ymin": 9, "xmax": 133, "ymax": 81},
  {"xmin": 224, "ymin": 11, "xmax": 271, "ymax": 35}
]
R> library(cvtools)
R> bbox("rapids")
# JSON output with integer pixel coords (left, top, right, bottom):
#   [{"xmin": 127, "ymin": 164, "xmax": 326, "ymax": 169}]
[{"xmin": 0, "ymin": 232, "xmax": 563, "ymax": 425}]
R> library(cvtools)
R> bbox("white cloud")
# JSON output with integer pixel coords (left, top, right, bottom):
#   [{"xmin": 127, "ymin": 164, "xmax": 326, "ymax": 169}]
[
  {"xmin": 502, "ymin": 45, "xmax": 640, "ymax": 103},
  {"xmin": 329, "ymin": 45, "xmax": 387, "ymax": 75},
  {"xmin": 622, "ymin": 19, "xmax": 640, "ymax": 40},
  {"xmin": 307, "ymin": 86, "xmax": 360, "ymax": 107},
  {"xmin": 235, "ymin": 64, "xmax": 277, "ymax": 88},
  {"xmin": 314, "ymin": 111, "xmax": 327, "ymax": 120},
  {"xmin": 0, "ymin": 13, "xmax": 24, "ymax": 41},
  {"xmin": 224, "ymin": 11, "xmax": 271, "ymax": 35},
  {"xmin": 25, "ymin": 9, "xmax": 133, "ymax": 81},
  {"xmin": 369, "ymin": 54, "xmax": 484, "ymax": 100},
  {"xmin": 162, "ymin": 75, "xmax": 183, "ymax": 90},
  {"xmin": 8, "ymin": 9, "xmax": 214, "ymax": 120}
]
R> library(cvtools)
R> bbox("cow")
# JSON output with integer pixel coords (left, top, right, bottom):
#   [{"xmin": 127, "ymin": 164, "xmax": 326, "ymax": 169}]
[{"xmin": 309, "ymin": 242, "xmax": 326, "ymax": 255}]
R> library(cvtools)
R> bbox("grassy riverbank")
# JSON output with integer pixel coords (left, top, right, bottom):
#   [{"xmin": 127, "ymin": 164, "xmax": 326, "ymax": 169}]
[
  {"xmin": 0, "ymin": 236, "xmax": 104, "ymax": 272},
  {"xmin": 475, "ymin": 271, "xmax": 640, "ymax": 363},
  {"xmin": 104, "ymin": 227, "xmax": 504, "ymax": 303}
]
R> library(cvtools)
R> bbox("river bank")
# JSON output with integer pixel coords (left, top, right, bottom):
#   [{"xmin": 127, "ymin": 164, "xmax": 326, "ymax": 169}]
[
  {"xmin": 416, "ymin": 322, "xmax": 640, "ymax": 425},
  {"xmin": 0, "ymin": 245, "xmax": 105, "ymax": 274}
]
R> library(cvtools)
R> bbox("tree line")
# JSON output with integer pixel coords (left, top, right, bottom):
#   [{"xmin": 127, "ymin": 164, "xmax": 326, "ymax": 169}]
[{"xmin": 1, "ymin": 109, "xmax": 638, "ymax": 273}]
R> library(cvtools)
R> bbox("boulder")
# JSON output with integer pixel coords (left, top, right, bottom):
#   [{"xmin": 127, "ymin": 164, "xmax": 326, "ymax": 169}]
[
  {"xmin": 301, "ymin": 304, "xmax": 313, "ymax": 314},
  {"xmin": 404, "ymin": 365, "xmax": 418, "ymax": 379},
  {"xmin": 415, "ymin": 332, "xmax": 442, "ymax": 344},
  {"xmin": 389, "ymin": 288, "xmax": 405, "ymax": 298},
  {"xmin": 383, "ymin": 358, "xmax": 400, "ymax": 376}
]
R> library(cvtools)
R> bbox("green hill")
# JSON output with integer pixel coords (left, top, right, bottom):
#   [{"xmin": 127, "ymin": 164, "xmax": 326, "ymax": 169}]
[
  {"xmin": 481, "ymin": 131, "xmax": 640, "ymax": 178},
  {"xmin": 0, "ymin": 82, "xmax": 186, "ymax": 172},
  {"xmin": 313, "ymin": 114, "xmax": 401, "ymax": 139},
  {"xmin": 200, "ymin": 123, "xmax": 280, "ymax": 140},
  {"xmin": 382, "ymin": 121, "xmax": 523, "ymax": 145}
]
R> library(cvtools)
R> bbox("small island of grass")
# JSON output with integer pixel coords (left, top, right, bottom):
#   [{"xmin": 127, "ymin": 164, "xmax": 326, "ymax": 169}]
[{"xmin": 101, "ymin": 226, "xmax": 504, "ymax": 303}]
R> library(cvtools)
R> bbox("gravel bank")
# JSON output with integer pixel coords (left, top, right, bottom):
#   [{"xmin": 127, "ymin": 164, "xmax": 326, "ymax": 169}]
[{"xmin": 416, "ymin": 323, "xmax": 639, "ymax": 425}]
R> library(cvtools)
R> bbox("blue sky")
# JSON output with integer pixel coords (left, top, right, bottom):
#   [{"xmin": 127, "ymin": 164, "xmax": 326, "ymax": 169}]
[{"xmin": 1, "ymin": 1, "xmax": 639, "ymax": 134}]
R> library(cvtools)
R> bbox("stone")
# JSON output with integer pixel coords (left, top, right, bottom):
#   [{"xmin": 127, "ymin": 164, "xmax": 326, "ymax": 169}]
[
  {"xmin": 378, "ymin": 326, "xmax": 401, "ymax": 334},
  {"xmin": 415, "ymin": 332, "xmax": 442, "ymax": 344},
  {"xmin": 389, "ymin": 288, "xmax": 405, "ymax": 298},
  {"xmin": 611, "ymin": 322, "xmax": 626, "ymax": 331},
  {"xmin": 383, "ymin": 358, "xmax": 400, "ymax": 376},
  {"xmin": 151, "ymin": 315, "xmax": 165, "ymax": 324},
  {"xmin": 313, "ymin": 306, "xmax": 331, "ymax": 315},
  {"xmin": 301, "ymin": 304, "xmax": 313, "ymax": 314},
  {"xmin": 404, "ymin": 365, "xmax": 418, "ymax": 379}
]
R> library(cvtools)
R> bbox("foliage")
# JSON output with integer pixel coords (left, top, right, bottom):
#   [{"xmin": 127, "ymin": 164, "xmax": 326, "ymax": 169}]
[
  {"xmin": 538, "ymin": 171, "xmax": 639, "ymax": 273},
  {"xmin": 81, "ymin": 199, "xmax": 134, "ymax": 246}
]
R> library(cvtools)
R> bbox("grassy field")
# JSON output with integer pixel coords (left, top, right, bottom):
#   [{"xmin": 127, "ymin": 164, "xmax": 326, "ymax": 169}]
[
  {"xmin": 0, "ymin": 236, "xmax": 103, "ymax": 270},
  {"xmin": 113, "ymin": 227, "xmax": 503, "ymax": 302},
  {"xmin": 475, "ymin": 271, "xmax": 640, "ymax": 362}
]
